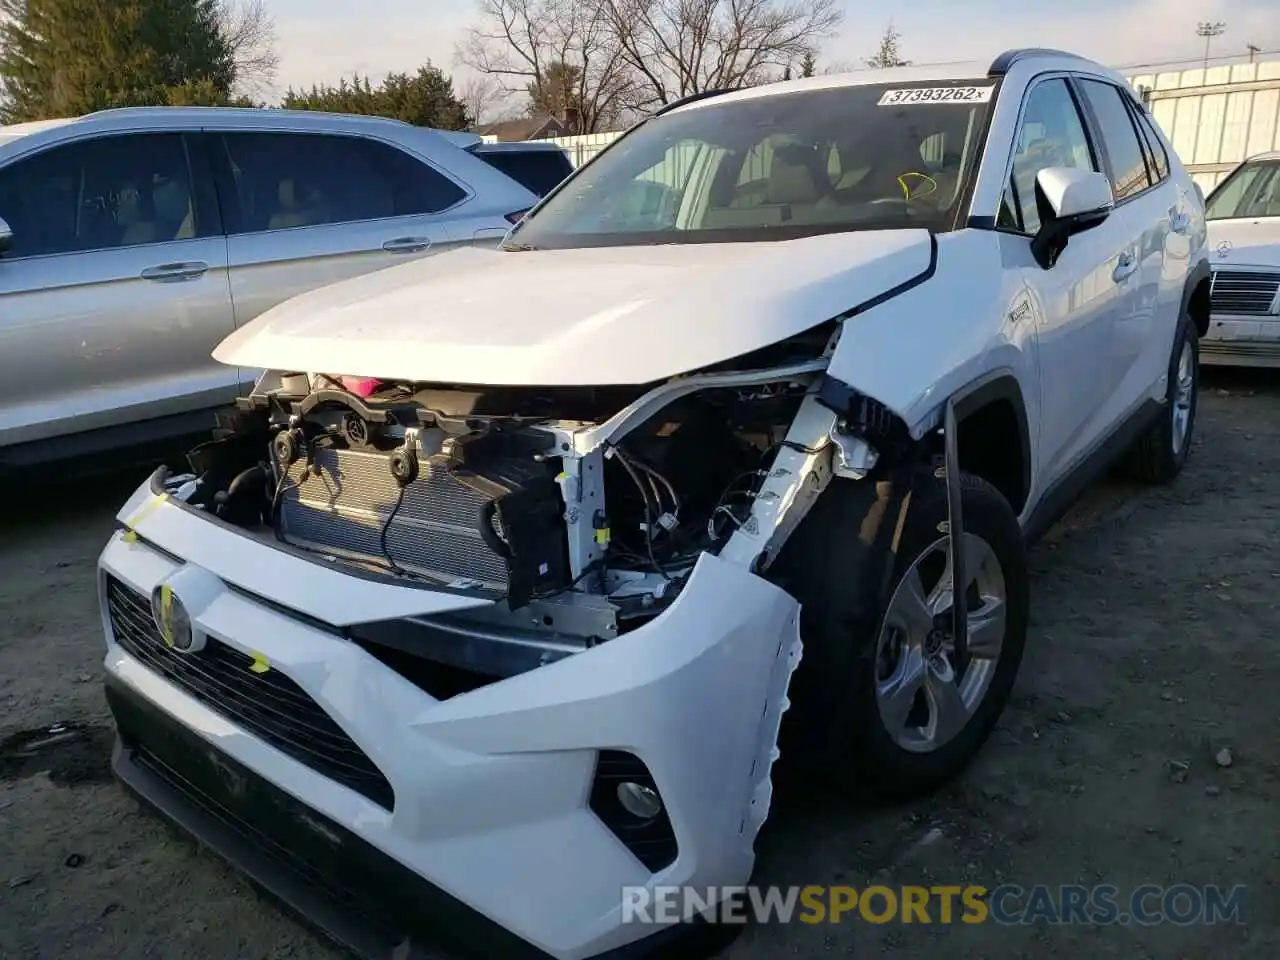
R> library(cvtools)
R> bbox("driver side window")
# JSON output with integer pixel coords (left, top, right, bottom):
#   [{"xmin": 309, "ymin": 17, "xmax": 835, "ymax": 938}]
[{"xmin": 999, "ymin": 78, "xmax": 1097, "ymax": 234}]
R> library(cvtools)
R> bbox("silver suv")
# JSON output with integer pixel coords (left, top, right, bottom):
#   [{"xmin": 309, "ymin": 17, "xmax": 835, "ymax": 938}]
[{"xmin": 0, "ymin": 107, "xmax": 540, "ymax": 469}]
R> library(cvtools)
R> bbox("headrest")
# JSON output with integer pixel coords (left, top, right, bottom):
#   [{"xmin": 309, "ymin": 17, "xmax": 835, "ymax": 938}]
[
  {"xmin": 767, "ymin": 145, "xmax": 821, "ymax": 205},
  {"xmin": 153, "ymin": 176, "xmax": 190, "ymax": 223}
]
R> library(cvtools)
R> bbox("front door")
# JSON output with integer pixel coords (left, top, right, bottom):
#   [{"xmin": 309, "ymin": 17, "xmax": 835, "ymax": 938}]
[
  {"xmin": 0, "ymin": 131, "xmax": 236, "ymax": 451},
  {"xmin": 208, "ymin": 130, "xmax": 474, "ymax": 346},
  {"xmin": 998, "ymin": 76, "xmax": 1128, "ymax": 491}
]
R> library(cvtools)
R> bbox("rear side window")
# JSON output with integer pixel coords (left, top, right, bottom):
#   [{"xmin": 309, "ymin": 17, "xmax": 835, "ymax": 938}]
[
  {"xmin": 1130, "ymin": 103, "xmax": 1170, "ymax": 182},
  {"xmin": 217, "ymin": 133, "xmax": 467, "ymax": 233},
  {"xmin": 0, "ymin": 132, "xmax": 211, "ymax": 257},
  {"xmin": 472, "ymin": 149, "xmax": 572, "ymax": 197},
  {"xmin": 1076, "ymin": 79, "xmax": 1153, "ymax": 201}
]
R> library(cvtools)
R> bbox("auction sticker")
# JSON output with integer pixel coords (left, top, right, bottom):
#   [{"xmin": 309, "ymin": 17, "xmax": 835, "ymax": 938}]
[{"xmin": 878, "ymin": 86, "xmax": 995, "ymax": 105}]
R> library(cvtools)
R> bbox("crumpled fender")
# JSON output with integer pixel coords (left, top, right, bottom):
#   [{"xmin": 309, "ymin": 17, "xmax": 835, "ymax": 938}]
[{"xmin": 824, "ymin": 230, "xmax": 1035, "ymax": 439}]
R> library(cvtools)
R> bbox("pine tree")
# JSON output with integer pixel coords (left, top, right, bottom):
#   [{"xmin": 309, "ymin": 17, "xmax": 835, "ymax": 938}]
[
  {"xmin": 282, "ymin": 64, "xmax": 470, "ymax": 130},
  {"xmin": 864, "ymin": 22, "xmax": 910, "ymax": 69},
  {"xmin": 0, "ymin": 0, "xmax": 236, "ymax": 123}
]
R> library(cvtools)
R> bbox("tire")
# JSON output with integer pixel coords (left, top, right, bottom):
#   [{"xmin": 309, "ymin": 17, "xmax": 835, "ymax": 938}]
[
  {"xmin": 1124, "ymin": 314, "xmax": 1199, "ymax": 484},
  {"xmin": 777, "ymin": 471, "xmax": 1029, "ymax": 799}
]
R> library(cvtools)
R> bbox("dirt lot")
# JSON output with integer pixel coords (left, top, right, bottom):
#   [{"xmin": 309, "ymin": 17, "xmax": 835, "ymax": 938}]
[{"xmin": 1, "ymin": 369, "xmax": 1277, "ymax": 960}]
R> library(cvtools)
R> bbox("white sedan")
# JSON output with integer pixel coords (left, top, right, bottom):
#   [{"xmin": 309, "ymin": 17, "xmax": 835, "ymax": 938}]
[{"xmin": 1202, "ymin": 150, "xmax": 1280, "ymax": 366}]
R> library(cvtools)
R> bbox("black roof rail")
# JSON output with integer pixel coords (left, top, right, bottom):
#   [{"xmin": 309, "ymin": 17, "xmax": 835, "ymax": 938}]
[
  {"xmin": 651, "ymin": 88, "xmax": 737, "ymax": 118},
  {"xmin": 988, "ymin": 48, "xmax": 1086, "ymax": 76}
]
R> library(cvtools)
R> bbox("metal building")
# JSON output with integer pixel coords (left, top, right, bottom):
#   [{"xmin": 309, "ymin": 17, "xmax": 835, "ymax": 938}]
[{"xmin": 1126, "ymin": 60, "xmax": 1280, "ymax": 192}]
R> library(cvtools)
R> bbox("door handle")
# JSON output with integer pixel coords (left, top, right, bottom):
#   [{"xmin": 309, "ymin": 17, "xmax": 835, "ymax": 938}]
[
  {"xmin": 1112, "ymin": 252, "xmax": 1138, "ymax": 283},
  {"xmin": 382, "ymin": 236, "xmax": 432, "ymax": 254},
  {"xmin": 1170, "ymin": 211, "xmax": 1190, "ymax": 234},
  {"xmin": 140, "ymin": 261, "xmax": 208, "ymax": 282}
]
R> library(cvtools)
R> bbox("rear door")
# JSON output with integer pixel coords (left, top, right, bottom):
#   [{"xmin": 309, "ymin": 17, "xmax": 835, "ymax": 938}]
[
  {"xmin": 0, "ymin": 131, "xmax": 235, "ymax": 451},
  {"xmin": 1072, "ymin": 76, "xmax": 1170, "ymax": 406},
  {"xmin": 209, "ymin": 130, "xmax": 473, "ymax": 331}
]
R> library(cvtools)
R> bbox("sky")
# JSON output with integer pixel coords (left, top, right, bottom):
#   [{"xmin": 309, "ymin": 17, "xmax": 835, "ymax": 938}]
[{"xmin": 268, "ymin": 0, "xmax": 1280, "ymax": 106}]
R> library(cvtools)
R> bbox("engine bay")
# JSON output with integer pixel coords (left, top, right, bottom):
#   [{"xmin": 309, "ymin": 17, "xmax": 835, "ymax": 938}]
[{"xmin": 160, "ymin": 359, "xmax": 863, "ymax": 692}]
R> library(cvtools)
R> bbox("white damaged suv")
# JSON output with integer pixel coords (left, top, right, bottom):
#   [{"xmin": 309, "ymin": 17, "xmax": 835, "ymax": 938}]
[{"xmin": 98, "ymin": 49, "xmax": 1208, "ymax": 960}]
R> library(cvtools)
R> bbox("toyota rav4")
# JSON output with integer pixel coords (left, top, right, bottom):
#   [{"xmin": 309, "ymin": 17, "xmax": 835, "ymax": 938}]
[{"xmin": 98, "ymin": 48, "xmax": 1209, "ymax": 960}]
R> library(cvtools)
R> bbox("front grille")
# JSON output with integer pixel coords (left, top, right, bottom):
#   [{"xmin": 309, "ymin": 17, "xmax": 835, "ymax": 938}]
[
  {"xmin": 1210, "ymin": 270, "xmax": 1280, "ymax": 317},
  {"xmin": 105, "ymin": 577, "xmax": 395, "ymax": 810},
  {"xmin": 279, "ymin": 447, "xmax": 511, "ymax": 592}
]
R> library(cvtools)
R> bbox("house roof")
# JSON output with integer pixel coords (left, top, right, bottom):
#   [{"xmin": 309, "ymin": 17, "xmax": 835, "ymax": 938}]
[{"xmin": 474, "ymin": 115, "xmax": 564, "ymax": 141}]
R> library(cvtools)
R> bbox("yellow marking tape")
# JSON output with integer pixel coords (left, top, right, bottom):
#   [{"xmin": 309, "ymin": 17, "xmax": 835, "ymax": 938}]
[
  {"xmin": 157, "ymin": 583, "xmax": 175, "ymax": 647},
  {"xmin": 248, "ymin": 651, "xmax": 271, "ymax": 674},
  {"xmin": 121, "ymin": 492, "xmax": 168, "ymax": 542}
]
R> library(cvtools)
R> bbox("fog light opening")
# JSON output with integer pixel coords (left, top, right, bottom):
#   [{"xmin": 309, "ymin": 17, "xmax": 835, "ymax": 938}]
[{"xmin": 616, "ymin": 781, "xmax": 662, "ymax": 821}]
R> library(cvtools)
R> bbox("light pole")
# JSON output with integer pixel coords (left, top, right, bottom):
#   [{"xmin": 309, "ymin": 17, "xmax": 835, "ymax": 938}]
[{"xmin": 1196, "ymin": 21, "xmax": 1226, "ymax": 72}]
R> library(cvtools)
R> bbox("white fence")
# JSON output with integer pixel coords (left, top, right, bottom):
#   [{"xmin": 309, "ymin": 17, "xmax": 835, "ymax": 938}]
[{"xmin": 529, "ymin": 59, "xmax": 1280, "ymax": 194}]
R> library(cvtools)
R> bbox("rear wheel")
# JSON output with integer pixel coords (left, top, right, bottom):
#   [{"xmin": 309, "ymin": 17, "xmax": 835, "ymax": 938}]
[
  {"xmin": 779, "ymin": 472, "xmax": 1029, "ymax": 799},
  {"xmin": 1124, "ymin": 315, "xmax": 1198, "ymax": 484}
]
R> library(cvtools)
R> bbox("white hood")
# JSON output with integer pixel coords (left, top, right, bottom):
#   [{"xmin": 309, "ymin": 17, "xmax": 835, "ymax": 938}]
[
  {"xmin": 213, "ymin": 230, "xmax": 934, "ymax": 386},
  {"xmin": 1207, "ymin": 218, "xmax": 1280, "ymax": 270}
]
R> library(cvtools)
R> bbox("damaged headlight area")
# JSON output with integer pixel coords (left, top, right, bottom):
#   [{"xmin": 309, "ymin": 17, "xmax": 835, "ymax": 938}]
[{"xmin": 159, "ymin": 360, "xmax": 851, "ymax": 694}]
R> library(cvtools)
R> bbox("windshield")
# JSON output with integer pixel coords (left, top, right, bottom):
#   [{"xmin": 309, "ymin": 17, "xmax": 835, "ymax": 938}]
[
  {"xmin": 1205, "ymin": 159, "xmax": 1280, "ymax": 220},
  {"xmin": 507, "ymin": 80, "xmax": 997, "ymax": 249}
]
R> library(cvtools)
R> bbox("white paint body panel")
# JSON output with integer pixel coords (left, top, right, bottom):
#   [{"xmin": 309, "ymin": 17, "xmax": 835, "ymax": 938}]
[
  {"xmin": 101, "ymin": 528, "xmax": 800, "ymax": 959},
  {"xmin": 1202, "ymin": 217, "xmax": 1280, "ymax": 365},
  {"xmin": 1206, "ymin": 218, "xmax": 1280, "ymax": 270},
  {"xmin": 97, "ymin": 51, "xmax": 1211, "ymax": 959},
  {"xmin": 213, "ymin": 230, "xmax": 933, "ymax": 385}
]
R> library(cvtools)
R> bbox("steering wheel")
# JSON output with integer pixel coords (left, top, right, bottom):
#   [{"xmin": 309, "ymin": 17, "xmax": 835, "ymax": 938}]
[{"xmin": 896, "ymin": 171, "xmax": 939, "ymax": 201}]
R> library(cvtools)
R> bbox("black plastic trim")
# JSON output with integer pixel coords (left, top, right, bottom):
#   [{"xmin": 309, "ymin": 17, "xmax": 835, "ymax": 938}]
[
  {"xmin": 988, "ymin": 48, "xmax": 1086, "ymax": 75},
  {"xmin": 951, "ymin": 374, "xmax": 1032, "ymax": 512},
  {"xmin": 652, "ymin": 88, "xmax": 737, "ymax": 117},
  {"xmin": 836, "ymin": 232, "xmax": 938, "ymax": 320},
  {"xmin": 106, "ymin": 577, "xmax": 396, "ymax": 810},
  {"xmin": 107, "ymin": 675, "xmax": 729, "ymax": 960},
  {"xmin": 1022, "ymin": 398, "xmax": 1163, "ymax": 544},
  {"xmin": 588, "ymin": 751, "xmax": 678, "ymax": 873},
  {"xmin": 1181, "ymin": 258, "xmax": 1211, "ymax": 336}
]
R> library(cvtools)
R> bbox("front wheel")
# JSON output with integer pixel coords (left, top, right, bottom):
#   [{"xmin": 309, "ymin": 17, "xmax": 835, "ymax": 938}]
[{"xmin": 780, "ymin": 472, "xmax": 1029, "ymax": 799}]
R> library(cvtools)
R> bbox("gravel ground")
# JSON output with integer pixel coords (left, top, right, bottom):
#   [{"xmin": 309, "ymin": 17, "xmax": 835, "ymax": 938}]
[{"xmin": 1, "ymin": 368, "xmax": 1277, "ymax": 960}]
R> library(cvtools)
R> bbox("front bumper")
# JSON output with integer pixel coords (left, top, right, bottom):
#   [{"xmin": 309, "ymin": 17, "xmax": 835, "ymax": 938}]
[
  {"xmin": 1202, "ymin": 317, "xmax": 1280, "ymax": 367},
  {"xmin": 99, "ymin": 477, "xmax": 802, "ymax": 960}
]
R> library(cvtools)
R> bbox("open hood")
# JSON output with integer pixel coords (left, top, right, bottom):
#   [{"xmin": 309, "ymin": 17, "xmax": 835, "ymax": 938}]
[
  {"xmin": 213, "ymin": 230, "xmax": 935, "ymax": 386},
  {"xmin": 1207, "ymin": 219, "xmax": 1280, "ymax": 270}
]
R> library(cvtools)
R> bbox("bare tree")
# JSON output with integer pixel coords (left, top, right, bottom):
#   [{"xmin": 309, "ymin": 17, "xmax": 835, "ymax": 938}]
[
  {"xmin": 218, "ymin": 0, "xmax": 279, "ymax": 99},
  {"xmin": 457, "ymin": 73, "xmax": 505, "ymax": 126},
  {"xmin": 599, "ymin": 0, "xmax": 842, "ymax": 109},
  {"xmin": 457, "ymin": 0, "xmax": 633, "ymax": 133},
  {"xmin": 864, "ymin": 21, "xmax": 909, "ymax": 69}
]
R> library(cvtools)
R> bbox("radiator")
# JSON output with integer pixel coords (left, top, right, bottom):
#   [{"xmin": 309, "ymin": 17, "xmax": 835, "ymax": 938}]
[{"xmin": 279, "ymin": 447, "xmax": 513, "ymax": 592}]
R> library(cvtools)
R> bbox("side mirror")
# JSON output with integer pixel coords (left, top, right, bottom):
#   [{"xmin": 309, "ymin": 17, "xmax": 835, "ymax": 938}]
[
  {"xmin": 0, "ymin": 216, "xmax": 11, "ymax": 256},
  {"xmin": 1193, "ymin": 182, "xmax": 1206, "ymax": 207},
  {"xmin": 1029, "ymin": 167, "xmax": 1114, "ymax": 269}
]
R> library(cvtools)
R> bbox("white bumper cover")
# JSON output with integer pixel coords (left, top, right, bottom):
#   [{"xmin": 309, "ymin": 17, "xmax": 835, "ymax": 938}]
[{"xmin": 99, "ymin": 478, "xmax": 802, "ymax": 959}]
